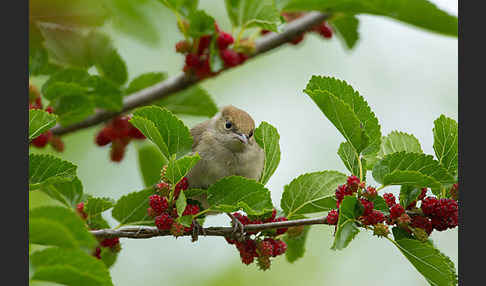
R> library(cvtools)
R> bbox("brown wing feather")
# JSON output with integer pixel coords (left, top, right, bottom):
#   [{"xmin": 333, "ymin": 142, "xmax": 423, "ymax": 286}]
[{"xmin": 190, "ymin": 119, "xmax": 211, "ymax": 149}]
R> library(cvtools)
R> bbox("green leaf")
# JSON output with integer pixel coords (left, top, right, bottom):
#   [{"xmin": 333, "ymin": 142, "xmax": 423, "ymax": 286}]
[
  {"xmin": 393, "ymin": 238, "xmax": 458, "ymax": 286},
  {"xmin": 209, "ymin": 34, "xmax": 224, "ymax": 73},
  {"xmin": 55, "ymin": 93, "xmax": 96, "ymax": 126},
  {"xmin": 331, "ymin": 15, "xmax": 359, "ymax": 49},
  {"xmin": 304, "ymin": 76, "xmax": 381, "ymax": 155},
  {"xmin": 281, "ymin": 171, "xmax": 347, "ymax": 218},
  {"xmin": 165, "ymin": 154, "xmax": 201, "ymax": 185},
  {"xmin": 187, "ymin": 10, "xmax": 216, "ymax": 38},
  {"xmin": 392, "ymin": 226, "xmax": 413, "ymax": 240},
  {"xmin": 225, "ymin": 0, "xmax": 281, "ymax": 32},
  {"xmin": 29, "ymin": 44, "xmax": 49, "ymax": 75},
  {"xmin": 104, "ymin": 0, "xmax": 160, "ymax": 45},
  {"xmin": 88, "ymin": 79, "xmax": 123, "ymax": 111},
  {"xmin": 85, "ymin": 75, "xmax": 123, "ymax": 111},
  {"xmin": 362, "ymin": 154, "xmax": 380, "ymax": 170},
  {"xmin": 39, "ymin": 177, "xmax": 84, "ymax": 208},
  {"xmin": 155, "ymin": 85, "xmax": 219, "ymax": 117},
  {"xmin": 382, "ymin": 170, "xmax": 442, "ymax": 189},
  {"xmin": 159, "ymin": 0, "xmax": 199, "ymax": 17},
  {"xmin": 184, "ymin": 188, "xmax": 207, "ymax": 198},
  {"xmin": 176, "ymin": 190, "xmax": 187, "ymax": 217},
  {"xmin": 137, "ymin": 144, "xmax": 168, "ymax": 187},
  {"xmin": 29, "ymin": 109, "xmax": 57, "ymax": 140},
  {"xmin": 399, "ymin": 185, "xmax": 424, "ymax": 209},
  {"xmin": 37, "ymin": 22, "xmax": 93, "ymax": 68},
  {"xmin": 254, "ymin": 121, "xmax": 281, "ymax": 185},
  {"xmin": 94, "ymin": 49, "xmax": 128, "ymax": 86},
  {"xmin": 125, "ymin": 72, "xmax": 168, "ymax": 95},
  {"xmin": 331, "ymin": 196, "xmax": 360, "ymax": 250},
  {"xmin": 372, "ymin": 152, "xmax": 455, "ymax": 188},
  {"xmin": 30, "ymin": 247, "xmax": 113, "ymax": 286},
  {"xmin": 43, "ymin": 81, "xmax": 89, "ymax": 101},
  {"xmin": 41, "ymin": 68, "xmax": 91, "ymax": 96},
  {"xmin": 30, "ymin": 0, "xmax": 109, "ymax": 27},
  {"xmin": 37, "ymin": 21, "xmax": 128, "ymax": 83},
  {"xmin": 131, "ymin": 106, "xmax": 193, "ymax": 159},
  {"xmin": 378, "ymin": 131, "xmax": 423, "ymax": 157},
  {"xmin": 433, "ymin": 115, "xmax": 458, "ymax": 176},
  {"xmin": 282, "ymin": 0, "xmax": 458, "ymax": 37},
  {"xmin": 207, "ymin": 176, "xmax": 274, "ymax": 216},
  {"xmin": 337, "ymin": 141, "xmax": 361, "ymax": 178},
  {"xmin": 112, "ymin": 187, "xmax": 157, "ymax": 226},
  {"xmin": 129, "ymin": 116, "xmax": 170, "ymax": 158},
  {"xmin": 178, "ymin": 215, "xmax": 194, "ymax": 227},
  {"xmin": 99, "ymin": 247, "xmax": 119, "ymax": 269},
  {"xmin": 84, "ymin": 197, "xmax": 115, "ymax": 219},
  {"xmin": 284, "ymin": 226, "xmax": 310, "ymax": 263},
  {"xmin": 29, "ymin": 206, "xmax": 97, "ymax": 249},
  {"xmin": 29, "ymin": 154, "xmax": 77, "ymax": 190},
  {"xmin": 86, "ymin": 213, "xmax": 110, "ymax": 231},
  {"xmin": 370, "ymin": 196, "xmax": 389, "ymax": 215},
  {"xmin": 41, "ymin": 70, "xmax": 98, "ymax": 123},
  {"xmin": 307, "ymin": 89, "xmax": 369, "ymax": 154},
  {"xmin": 43, "ymin": 68, "xmax": 123, "ymax": 112}
]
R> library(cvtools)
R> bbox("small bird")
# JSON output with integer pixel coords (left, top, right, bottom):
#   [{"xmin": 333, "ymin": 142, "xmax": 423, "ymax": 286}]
[{"xmin": 186, "ymin": 105, "xmax": 265, "ymax": 210}]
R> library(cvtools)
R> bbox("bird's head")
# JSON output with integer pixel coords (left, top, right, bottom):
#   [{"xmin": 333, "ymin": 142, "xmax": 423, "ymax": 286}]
[{"xmin": 212, "ymin": 105, "xmax": 256, "ymax": 152}]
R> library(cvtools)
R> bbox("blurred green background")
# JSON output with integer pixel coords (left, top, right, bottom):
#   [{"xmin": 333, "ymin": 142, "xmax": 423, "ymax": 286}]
[{"xmin": 29, "ymin": 0, "xmax": 458, "ymax": 285}]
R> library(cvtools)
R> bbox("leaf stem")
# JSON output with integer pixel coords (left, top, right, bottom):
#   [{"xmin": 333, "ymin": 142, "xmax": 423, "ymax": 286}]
[
  {"xmin": 29, "ymin": 183, "xmax": 42, "ymax": 191},
  {"xmin": 235, "ymin": 26, "xmax": 247, "ymax": 47},
  {"xmin": 193, "ymin": 208, "xmax": 211, "ymax": 218},
  {"xmin": 385, "ymin": 235, "xmax": 398, "ymax": 246},
  {"xmin": 358, "ymin": 155, "xmax": 364, "ymax": 181},
  {"xmin": 113, "ymin": 223, "xmax": 124, "ymax": 230},
  {"xmin": 175, "ymin": 12, "xmax": 189, "ymax": 40}
]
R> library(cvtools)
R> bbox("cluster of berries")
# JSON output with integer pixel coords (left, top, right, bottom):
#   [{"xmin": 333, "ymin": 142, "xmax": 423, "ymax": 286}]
[
  {"xmin": 326, "ymin": 175, "xmax": 459, "ymax": 241},
  {"xmin": 224, "ymin": 209, "xmax": 288, "ymax": 270},
  {"xmin": 419, "ymin": 195, "xmax": 458, "ymax": 231},
  {"xmin": 76, "ymin": 202, "xmax": 121, "ymax": 260},
  {"xmin": 382, "ymin": 187, "xmax": 458, "ymax": 240},
  {"xmin": 29, "ymin": 84, "xmax": 64, "ymax": 152},
  {"xmin": 95, "ymin": 116, "xmax": 145, "ymax": 162},
  {"xmin": 177, "ymin": 22, "xmax": 248, "ymax": 79},
  {"xmin": 146, "ymin": 168, "xmax": 196, "ymax": 237},
  {"xmin": 328, "ymin": 176, "xmax": 386, "ymax": 228},
  {"xmin": 261, "ymin": 12, "xmax": 333, "ymax": 45},
  {"xmin": 93, "ymin": 237, "xmax": 120, "ymax": 259},
  {"xmin": 147, "ymin": 193, "xmax": 200, "ymax": 237}
]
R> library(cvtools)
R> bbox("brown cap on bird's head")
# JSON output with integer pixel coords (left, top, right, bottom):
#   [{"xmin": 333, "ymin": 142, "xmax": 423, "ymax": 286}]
[{"xmin": 221, "ymin": 105, "xmax": 255, "ymax": 135}]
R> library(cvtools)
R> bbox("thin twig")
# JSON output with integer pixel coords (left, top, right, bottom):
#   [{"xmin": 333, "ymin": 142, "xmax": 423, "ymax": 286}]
[
  {"xmin": 90, "ymin": 216, "xmax": 329, "ymax": 239},
  {"xmin": 51, "ymin": 12, "xmax": 329, "ymax": 136}
]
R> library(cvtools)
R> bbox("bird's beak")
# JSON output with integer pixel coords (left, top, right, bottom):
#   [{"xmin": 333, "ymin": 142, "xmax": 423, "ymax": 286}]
[{"xmin": 235, "ymin": 133, "xmax": 248, "ymax": 144}]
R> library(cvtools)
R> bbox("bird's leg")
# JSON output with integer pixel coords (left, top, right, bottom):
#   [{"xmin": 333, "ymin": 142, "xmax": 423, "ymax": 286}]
[
  {"xmin": 226, "ymin": 213, "xmax": 245, "ymax": 241},
  {"xmin": 191, "ymin": 218, "xmax": 205, "ymax": 242}
]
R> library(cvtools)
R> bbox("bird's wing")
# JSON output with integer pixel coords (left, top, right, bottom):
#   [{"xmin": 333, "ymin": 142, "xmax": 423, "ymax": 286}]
[{"xmin": 190, "ymin": 119, "xmax": 211, "ymax": 149}]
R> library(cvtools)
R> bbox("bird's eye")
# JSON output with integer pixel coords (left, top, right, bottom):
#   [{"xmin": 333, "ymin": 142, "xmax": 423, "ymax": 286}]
[
  {"xmin": 225, "ymin": 121, "xmax": 232, "ymax": 129},
  {"xmin": 248, "ymin": 130, "xmax": 253, "ymax": 138}
]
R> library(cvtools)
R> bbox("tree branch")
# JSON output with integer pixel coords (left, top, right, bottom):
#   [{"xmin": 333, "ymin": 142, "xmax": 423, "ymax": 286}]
[
  {"xmin": 90, "ymin": 209, "xmax": 422, "ymax": 239},
  {"xmin": 51, "ymin": 12, "xmax": 329, "ymax": 136},
  {"xmin": 90, "ymin": 216, "xmax": 330, "ymax": 239}
]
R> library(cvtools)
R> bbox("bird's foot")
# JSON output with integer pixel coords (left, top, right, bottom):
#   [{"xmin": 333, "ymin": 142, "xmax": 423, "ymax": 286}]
[
  {"xmin": 191, "ymin": 219, "xmax": 205, "ymax": 242},
  {"xmin": 226, "ymin": 213, "xmax": 245, "ymax": 241}
]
